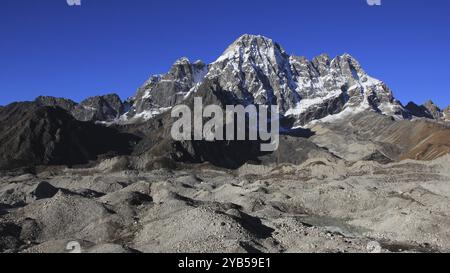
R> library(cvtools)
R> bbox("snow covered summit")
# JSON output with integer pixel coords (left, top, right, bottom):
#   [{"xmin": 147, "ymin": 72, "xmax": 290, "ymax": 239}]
[{"xmin": 121, "ymin": 34, "xmax": 409, "ymax": 126}]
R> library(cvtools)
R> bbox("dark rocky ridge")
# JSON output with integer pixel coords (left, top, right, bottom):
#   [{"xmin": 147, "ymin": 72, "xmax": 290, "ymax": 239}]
[
  {"xmin": 35, "ymin": 96, "xmax": 77, "ymax": 112},
  {"xmin": 405, "ymin": 100, "xmax": 449, "ymax": 122},
  {"xmin": 405, "ymin": 101, "xmax": 435, "ymax": 119},
  {"xmin": 35, "ymin": 94, "xmax": 127, "ymax": 122},
  {"xmin": 0, "ymin": 102, "xmax": 140, "ymax": 170}
]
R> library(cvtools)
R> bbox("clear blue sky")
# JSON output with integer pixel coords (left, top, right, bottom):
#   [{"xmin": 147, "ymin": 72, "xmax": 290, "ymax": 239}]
[{"xmin": 0, "ymin": 0, "xmax": 449, "ymax": 108}]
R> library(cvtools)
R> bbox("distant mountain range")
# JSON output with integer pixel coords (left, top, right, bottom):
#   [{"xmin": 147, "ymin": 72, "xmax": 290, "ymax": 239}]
[{"xmin": 1, "ymin": 34, "xmax": 449, "ymax": 171}]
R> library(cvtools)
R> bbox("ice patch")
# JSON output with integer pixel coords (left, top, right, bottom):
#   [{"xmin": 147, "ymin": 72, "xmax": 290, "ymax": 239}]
[
  {"xmin": 286, "ymin": 89, "xmax": 342, "ymax": 116},
  {"xmin": 133, "ymin": 107, "xmax": 172, "ymax": 121}
]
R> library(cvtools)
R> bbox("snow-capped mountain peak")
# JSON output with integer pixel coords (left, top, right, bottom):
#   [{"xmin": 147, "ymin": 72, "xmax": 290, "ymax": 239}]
[
  {"xmin": 214, "ymin": 34, "xmax": 287, "ymax": 64},
  {"xmin": 120, "ymin": 34, "xmax": 409, "ymax": 126}
]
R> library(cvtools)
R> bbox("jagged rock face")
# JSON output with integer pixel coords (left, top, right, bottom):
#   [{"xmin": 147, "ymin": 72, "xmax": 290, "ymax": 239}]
[
  {"xmin": 423, "ymin": 100, "xmax": 443, "ymax": 120},
  {"xmin": 125, "ymin": 58, "xmax": 208, "ymax": 121},
  {"xmin": 0, "ymin": 102, "xmax": 140, "ymax": 170}
]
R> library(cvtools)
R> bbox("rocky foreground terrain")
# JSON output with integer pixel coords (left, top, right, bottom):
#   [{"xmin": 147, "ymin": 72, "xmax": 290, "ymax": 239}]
[
  {"xmin": 1, "ymin": 154, "xmax": 449, "ymax": 253},
  {"xmin": 0, "ymin": 35, "xmax": 449, "ymax": 253}
]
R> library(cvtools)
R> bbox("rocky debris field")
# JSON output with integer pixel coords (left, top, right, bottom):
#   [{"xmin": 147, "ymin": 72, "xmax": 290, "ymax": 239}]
[{"xmin": 1, "ymin": 155, "xmax": 449, "ymax": 253}]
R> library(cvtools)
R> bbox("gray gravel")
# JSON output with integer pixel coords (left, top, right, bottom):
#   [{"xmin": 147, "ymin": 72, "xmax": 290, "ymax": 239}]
[{"xmin": 1, "ymin": 155, "xmax": 449, "ymax": 253}]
